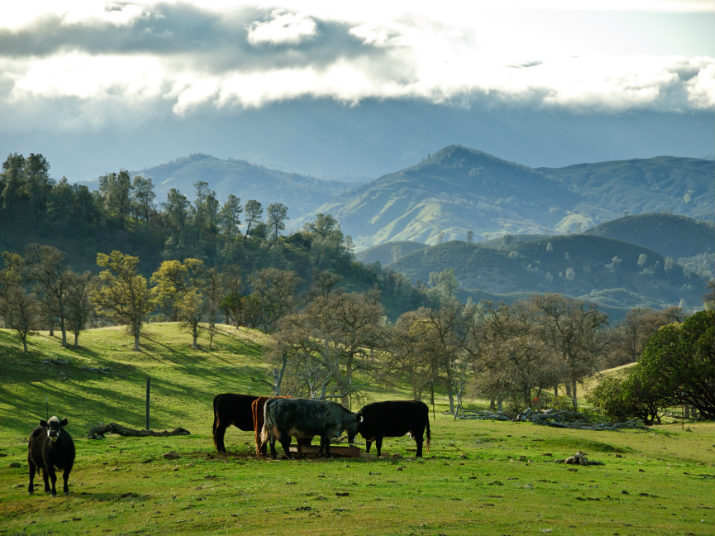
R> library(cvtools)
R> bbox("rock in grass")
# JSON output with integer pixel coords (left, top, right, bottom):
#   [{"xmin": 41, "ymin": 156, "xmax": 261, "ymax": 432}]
[{"xmin": 163, "ymin": 451, "xmax": 180, "ymax": 460}]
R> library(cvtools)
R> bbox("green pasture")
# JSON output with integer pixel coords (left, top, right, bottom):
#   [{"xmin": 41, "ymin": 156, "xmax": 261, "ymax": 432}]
[{"xmin": 1, "ymin": 324, "xmax": 713, "ymax": 535}]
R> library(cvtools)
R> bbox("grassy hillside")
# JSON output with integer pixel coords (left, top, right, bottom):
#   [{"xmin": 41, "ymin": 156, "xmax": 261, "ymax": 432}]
[{"xmin": 0, "ymin": 325, "xmax": 713, "ymax": 535}]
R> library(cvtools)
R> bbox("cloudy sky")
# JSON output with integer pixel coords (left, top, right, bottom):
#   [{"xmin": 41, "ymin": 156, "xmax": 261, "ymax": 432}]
[{"xmin": 1, "ymin": 1, "xmax": 713, "ymax": 181}]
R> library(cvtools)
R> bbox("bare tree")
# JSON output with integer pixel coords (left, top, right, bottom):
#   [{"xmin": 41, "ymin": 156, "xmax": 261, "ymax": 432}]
[
  {"xmin": 24, "ymin": 244, "xmax": 70, "ymax": 347},
  {"xmin": 530, "ymin": 294, "xmax": 608, "ymax": 408}
]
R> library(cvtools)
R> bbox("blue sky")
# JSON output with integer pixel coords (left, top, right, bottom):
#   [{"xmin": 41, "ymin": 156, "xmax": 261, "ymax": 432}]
[{"xmin": 1, "ymin": 1, "xmax": 713, "ymax": 181}]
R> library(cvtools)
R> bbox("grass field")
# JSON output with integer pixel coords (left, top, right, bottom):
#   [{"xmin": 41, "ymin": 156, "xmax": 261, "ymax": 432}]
[{"xmin": 1, "ymin": 324, "xmax": 713, "ymax": 535}]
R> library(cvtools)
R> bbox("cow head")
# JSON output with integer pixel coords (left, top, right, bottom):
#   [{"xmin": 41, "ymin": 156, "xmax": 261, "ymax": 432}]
[
  {"xmin": 40, "ymin": 416, "xmax": 68, "ymax": 443},
  {"xmin": 347, "ymin": 413, "xmax": 363, "ymax": 445}
]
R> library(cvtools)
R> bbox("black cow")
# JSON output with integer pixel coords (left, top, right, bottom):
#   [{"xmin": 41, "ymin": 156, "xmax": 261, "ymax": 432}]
[
  {"xmin": 357, "ymin": 400, "xmax": 431, "ymax": 457},
  {"xmin": 28, "ymin": 416, "xmax": 75, "ymax": 496},
  {"xmin": 261, "ymin": 398, "xmax": 360, "ymax": 459},
  {"xmin": 212, "ymin": 393, "xmax": 259, "ymax": 453}
]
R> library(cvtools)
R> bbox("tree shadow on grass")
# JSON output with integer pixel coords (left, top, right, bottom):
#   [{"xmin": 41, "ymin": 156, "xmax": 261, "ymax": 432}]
[{"xmin": 0, "ymin": 378, "xmax": 147, "ymax": 437}]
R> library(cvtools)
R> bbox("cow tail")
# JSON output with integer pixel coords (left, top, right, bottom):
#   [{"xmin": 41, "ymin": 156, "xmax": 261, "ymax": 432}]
[
  {"xmin": 260, "ymin": 399, "xmax": 274, "ymax": 446},
  {"xmin": 426, "ymin": 415, "xmax": 431, "ymax": 453},
  {"xmin": 212, "ymin": 396, "xmax": 219, "ymax": 450}
]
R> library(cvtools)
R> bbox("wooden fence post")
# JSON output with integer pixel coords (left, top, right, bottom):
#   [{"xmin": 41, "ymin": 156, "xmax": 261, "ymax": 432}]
[{"xmin": 145, "ymin": 377, "xmax": 151, "ymax": 431}]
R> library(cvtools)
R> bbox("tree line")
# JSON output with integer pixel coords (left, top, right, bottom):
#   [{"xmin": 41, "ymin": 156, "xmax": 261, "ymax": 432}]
[
  {"xmin": 3, "ymin": 243, "xmax": 710, "ymax": 420},
  {"xmin": 0, "ymin": 152, "xmax": 427, "ymax": 319},
  {"xmin": 2, "ymin": 152, "xmax": 711, "ymax": 420}
]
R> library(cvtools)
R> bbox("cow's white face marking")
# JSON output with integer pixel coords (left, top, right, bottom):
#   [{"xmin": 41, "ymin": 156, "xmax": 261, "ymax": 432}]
[{"xmin": 47, "ymin": 416, "xmax": 61, "ymax": 442}]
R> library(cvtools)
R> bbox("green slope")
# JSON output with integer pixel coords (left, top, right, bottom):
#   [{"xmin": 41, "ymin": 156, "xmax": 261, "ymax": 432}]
[
  {"xmin": 586, "ymin": 213, "xmax": 714, "ymax": 259},
  {"xmin": 320, "ymin": 145, "xmax": 580, "ymax": 248},
  {"xmin": 136, "ymin": 153, "xmax": 355, "ymax": 219},
  {"xmin": 391, "ymin": 235, "xmax": 709, "ymax": 312},
  {"xmin": 540, "ymin": 156, "xmax": 714, "ymax": 224}
]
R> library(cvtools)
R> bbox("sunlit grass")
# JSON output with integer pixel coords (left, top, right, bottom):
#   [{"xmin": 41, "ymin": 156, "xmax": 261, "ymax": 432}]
[{"xmin": 0, "ymin": 324, "xmax": 713, "ymax": 535}]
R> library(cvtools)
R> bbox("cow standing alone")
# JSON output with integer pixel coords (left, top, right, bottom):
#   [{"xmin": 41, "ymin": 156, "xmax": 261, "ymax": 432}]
[
  {"xmin": 357, "ymin": 400, "xmax": 431, "ymax": 457},
  {"xmin": 212, "ymin": 393, "xmax": 258, "ymax": 453},
  {"xmin": 261, "ymin": 398, "xmax": 360, "ymax": 458},
  {"xmin": 28, "ymin": 416, "xmax": 75, "ymax": 496}
]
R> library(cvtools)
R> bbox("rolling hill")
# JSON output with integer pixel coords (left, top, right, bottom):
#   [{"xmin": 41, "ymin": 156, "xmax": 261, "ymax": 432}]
[
  {"xmin": 585, "ymin": 213, "xmax": 714, "ymax": 259},
  {"xmin": 77, "ymin": 146, "xmax": 714, "ymax": 252},
  {"xmin": 313, "ymin": 146, "xmax": 714, "ymax": 249},
  {"xmin": 318, "ymin": 145, "xmax": 581, "ymax": 249},
  {"xmin": 355, "ymin": 241, "xmax": 428, "ymax": 266},
  {"xmin": 539, "ymin": 156, "xmax": 715, "ymax": 225},
  {"xmin": 136, "ymin": 154, "xmax": 356, "ymax": 223},
  {"xmin": 390, "ymin": 234, "xmax": 709, "ymax": 314}
]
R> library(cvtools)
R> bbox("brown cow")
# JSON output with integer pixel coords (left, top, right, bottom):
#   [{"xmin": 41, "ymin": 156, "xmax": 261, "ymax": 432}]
[{"xmin": 251, "ymin": 397, "xmax": 273, "ymax": 456}]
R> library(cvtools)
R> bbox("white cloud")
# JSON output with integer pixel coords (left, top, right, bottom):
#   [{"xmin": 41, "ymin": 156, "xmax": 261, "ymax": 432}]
[
  {"xmin": 0, "ymin": 1, "xmax": 712, "ymax": 133},
  {"xmin": 247, "ymin": 10, "xmax": 318, "ymax": 46}
]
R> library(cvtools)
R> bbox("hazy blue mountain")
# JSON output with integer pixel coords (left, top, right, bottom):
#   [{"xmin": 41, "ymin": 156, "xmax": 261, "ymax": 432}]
[
  {"xmin": 318, "ymin": 145, "xmax": 581, "ymax": 249},
  {"xmin": 136, "ymin": 154, "xmax": 356, "ymax": 220},
  {"xmin": 356, "ymin": 241, "xmax": 428, "ymax": 266},
  {"xmin": 539, "ymin": 156, "xmax": 714, "ymax": 229},
  {"xmin": 585, "ymin": 213, "xmax": 714, "ymax": 259},
  {"xmin": 10, "ymin": 98, "xmax": 714, "ymax": 184},
  {"xmin": 390, "ymin": 235, "xmax": 708, "ymax": 313},
  {"xmin": 314, "ymin": 146, "xmax": 713, "ymax": 249},
  {"xmin": 81, "ymin": 145, "xmax": 714, "ymax": 257}
]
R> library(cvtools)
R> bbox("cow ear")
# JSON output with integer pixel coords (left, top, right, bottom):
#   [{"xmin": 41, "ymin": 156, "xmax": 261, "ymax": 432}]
[
  {"xmin": 40, "ymin": 420, "xmax": 48, "ymax": 427},
  {"xmin": 60, "ymin": 418, "xmax": 68, "ymax": 426}
]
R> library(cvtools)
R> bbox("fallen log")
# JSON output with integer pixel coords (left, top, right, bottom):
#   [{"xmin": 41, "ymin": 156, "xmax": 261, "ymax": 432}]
[{"xmin": 87, "ymin": 422, "xmax": 190, "ymax": 439}]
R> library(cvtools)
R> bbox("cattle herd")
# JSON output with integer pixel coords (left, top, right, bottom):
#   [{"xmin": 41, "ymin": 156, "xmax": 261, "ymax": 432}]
[{"xmin": 26, "ymin": 396, "xmax": 430, "ymax": 496}]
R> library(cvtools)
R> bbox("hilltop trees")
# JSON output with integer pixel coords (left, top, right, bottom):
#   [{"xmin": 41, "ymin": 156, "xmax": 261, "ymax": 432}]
[
  {"xmin": 0, "ymin": 252, "xmax": 41, "ymax": 352},
  {"xmin": 530, "ymin": 294, "xmax": 608, "ymax": 408},
  {"xmin": 589, "ymin": 310, "xmax": 714, "ymax": 423},
  {"xmin": 64, "ymin": 270, "xmax": 93, "ymax": 347},
  {"xmin": 269, "ymin": 283, "xmax": 385, "ymax": 406},
  {"xmin": 24, "ymin": 244, "xmax": 71, "ymax": 347},
  {"xmin": 471, "ymin": 301, "xmax": 563, "ymax": 411},
  {"xmin": 92, "ymin": 251, "xmax": 153, "ymax": 351},
  {"xmin": 153, "ymin": 258, "xmax": 207, "ymax": 349},
  {"xmin": 638, "ymin": 311, "xmax": 714, "ymax": 419},
  {"xmin": 606, "ymin": 306, "xmax": 683, "ymax": 367}
]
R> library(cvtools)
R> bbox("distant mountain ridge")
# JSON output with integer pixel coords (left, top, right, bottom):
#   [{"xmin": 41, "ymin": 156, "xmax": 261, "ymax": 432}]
[
  {"xmin": 137, "ymin": 153, "xmax": 356, "ymax": 223},
  {"xmin": 539, "ymin": 156, "xmax": 714, "ymax": 223},
  {"xmin": 110, "ymin": 145, "xmax": 713, "ymax": 252},
  {"xmin": 390, "ymin": 234, "xmax": 708, "ymax": 314},
  {"xmin": 316, "ymin": 146, "xmax": 714, "ymax": 249},
  {"xmin": 319, "ymin": 145, "xmax": 582, "ymax": 249},
  {"xmin": 585, "ymin": 213, "xmax": 714, "ymax": 259}
]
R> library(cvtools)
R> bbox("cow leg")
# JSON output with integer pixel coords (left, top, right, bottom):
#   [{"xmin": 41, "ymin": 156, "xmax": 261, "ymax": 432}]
[
  {"xmin": 365, "ymin": 440, "xmax": 372, "ymax": 454},
  {"xmin": 47, "ymin": 466, "xmax": 58, "ymax": 497},
  {"xmin": 28, "ymin": 459, "xmax": 36, "ymax": 494},
  {"xmin": 319, "ymin": 435, "xmax": 330, "ymax": 458},
  {"xmin": 62, "ymin": 464, "xmax": 72, "ymax": 494},
  {"xmin": 269, "ymin": 435, "xmax": 277, "ymax": 459},
  {"xmin": 375, "ymin": 435, "xmax": 383, "ymax": 457},
  {"xmin": 415, "ymin": 433, "xmax": 424, "ymax": 457},
  {"xmin": 279, "ymin": 434, "xmax": 292, "ymax": 459},
  {"xmin": 214, "ymin": 423, "xmax": 227, "ymax": 453},
  {"xmin": 41, "ymin": 467, "xmax": 51, "ymax": 493}
]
